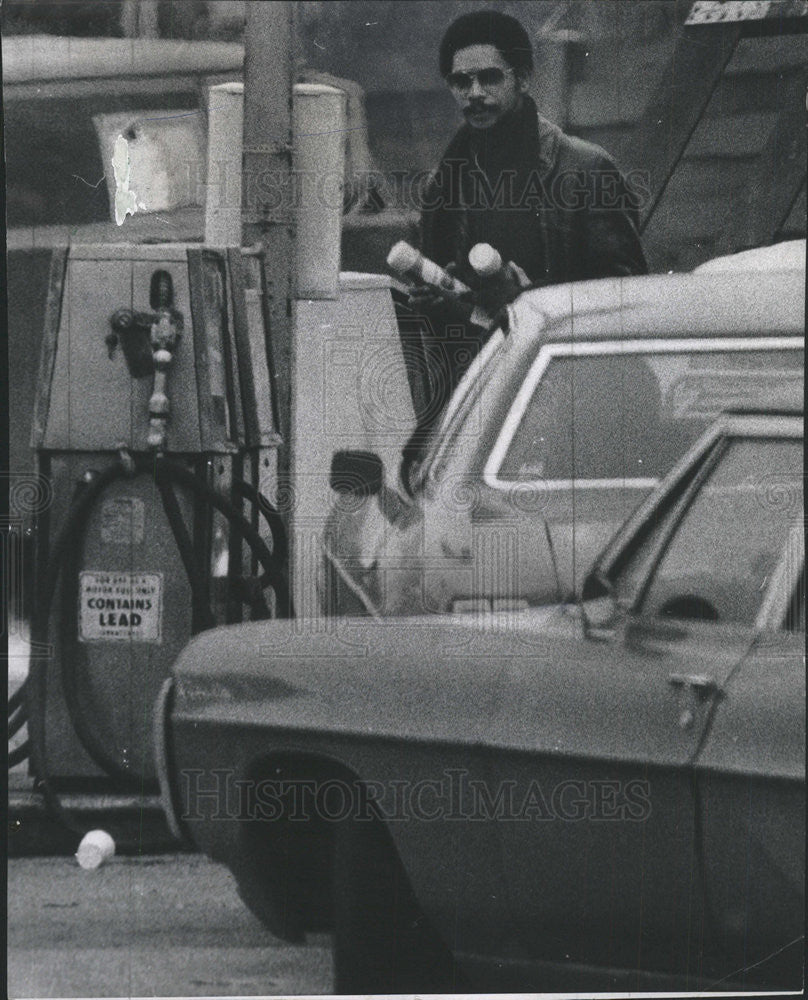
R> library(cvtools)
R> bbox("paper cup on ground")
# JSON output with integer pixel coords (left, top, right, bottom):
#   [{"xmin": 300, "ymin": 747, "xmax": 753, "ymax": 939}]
[{"xmin": 76, "ymin": 829, "xmax": 116, "ymax": 870}]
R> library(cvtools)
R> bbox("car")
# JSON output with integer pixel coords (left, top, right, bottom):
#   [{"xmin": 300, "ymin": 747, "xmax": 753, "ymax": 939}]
[
  {"xmin": 321, "ymin": 264, "xmax": 805, "ymax": 616},
  {"xmin": 156, "ymin": 399, "xmax": 805, "ymax": 993}
]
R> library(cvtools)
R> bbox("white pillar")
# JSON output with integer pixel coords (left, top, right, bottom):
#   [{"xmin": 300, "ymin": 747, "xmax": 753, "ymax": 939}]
[
  {"xmin": 205, "ymin": 82, "xmax": 244, "ymax": 246},
  {"xmin": 293, "ymin": 83, "xmax": 347, "ymax": 300}
]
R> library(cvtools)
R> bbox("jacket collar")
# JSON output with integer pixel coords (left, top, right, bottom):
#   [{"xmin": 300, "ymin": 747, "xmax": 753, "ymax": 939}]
[
  {"xmin": 535, "ymin": 111, "xmax": 563, "ymax": 179},
  {"xmin": 444, "ymin": 97, "xmax": 563, "ymax": 180}
]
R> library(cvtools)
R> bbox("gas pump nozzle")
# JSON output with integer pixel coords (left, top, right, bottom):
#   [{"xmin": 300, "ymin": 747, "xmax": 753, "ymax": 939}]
[{"xmin": 386, "ymin": 241, "xmax": 495, "ymax": 328}]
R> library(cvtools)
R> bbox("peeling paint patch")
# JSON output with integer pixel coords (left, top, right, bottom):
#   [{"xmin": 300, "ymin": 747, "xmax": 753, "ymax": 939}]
[{"xmin": 111, "ymin": 134, "xmax": 140, "ymax": 225}]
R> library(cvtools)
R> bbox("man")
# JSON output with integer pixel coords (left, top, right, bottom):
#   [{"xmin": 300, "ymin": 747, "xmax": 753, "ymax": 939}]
[
  {"xmin": 400, "ymin": 10, "xmax": 647, "ymax": 484},
  {"xmin": 421, "ymin": 10, "xmax": 647, "ymax": 290}
]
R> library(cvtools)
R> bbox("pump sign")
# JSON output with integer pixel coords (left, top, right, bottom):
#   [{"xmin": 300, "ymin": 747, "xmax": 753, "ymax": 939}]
[{"xmin": 79, "ymin": 571, "xmax": 163, "ymax": 643}]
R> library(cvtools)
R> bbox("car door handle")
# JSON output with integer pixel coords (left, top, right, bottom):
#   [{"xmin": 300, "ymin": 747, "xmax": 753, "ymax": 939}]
[{"xmin": 668, "ymin": 674, "xmax": 718, "ymax": 730}]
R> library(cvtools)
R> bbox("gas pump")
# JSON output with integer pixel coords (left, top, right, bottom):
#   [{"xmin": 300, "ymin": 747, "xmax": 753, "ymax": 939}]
[
  {"xmin": 11, "ymin": 240, "xmax": 291, "ymax": 841},
  {"xmin": 7, "ymin": 15, "xmax": 415, "ymax": 848}
]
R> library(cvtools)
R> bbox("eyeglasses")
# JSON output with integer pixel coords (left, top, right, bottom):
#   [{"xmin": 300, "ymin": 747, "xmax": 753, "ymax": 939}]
[{"xmin": 446, "ymin": 67, "xmax": 513, "ymax": 93}]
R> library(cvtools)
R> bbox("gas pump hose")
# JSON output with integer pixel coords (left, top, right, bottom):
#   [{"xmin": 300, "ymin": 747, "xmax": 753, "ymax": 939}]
[{"xmin": 10, "ymin": 454, "xmax": 293, "ymax": 847}]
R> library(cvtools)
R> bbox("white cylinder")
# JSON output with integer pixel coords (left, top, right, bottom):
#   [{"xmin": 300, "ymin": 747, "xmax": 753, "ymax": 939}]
[
  {"xmin": 293, "ymin": 83, "xmax": 347, "ymax": 300},
  {"xmin": 468, "ymin": 242, "xmax": 503, "ymax": 277},
  {"xmin": 387, "ymin": 241, "xmax": 472, "ymax": 296},
  {"xmin": 76, "ymin": 829, "xmax": 116, "ymax": 870},
  {"xmin": 205, "ymin": 82, "xmax": 244, "ymax": 246}
]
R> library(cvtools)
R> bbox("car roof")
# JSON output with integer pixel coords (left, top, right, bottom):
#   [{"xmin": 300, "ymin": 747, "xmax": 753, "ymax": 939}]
[
  {"xmin": 509, "ymin": 269, "xmax": 806, "ymax": 347},
  {"xmin": 694, "ymin": 239, "xmax": 806, "ymax": 274}
]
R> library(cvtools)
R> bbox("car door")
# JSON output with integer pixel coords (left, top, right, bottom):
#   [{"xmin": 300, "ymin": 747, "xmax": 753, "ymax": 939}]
[
  {"xmin": 491, "ymin": 425, "xmax": 803, "ymax": 983},
  {"xmin": 692, "ymin": 534, "xmax": 805, "ymax": 989},
  {"xmin": 693, "ymin": 632, "xmax": 805, "ymax": 989},
  {"xmin": 488, "ymin": 611, "xmax": 750, "ymax": 984}
]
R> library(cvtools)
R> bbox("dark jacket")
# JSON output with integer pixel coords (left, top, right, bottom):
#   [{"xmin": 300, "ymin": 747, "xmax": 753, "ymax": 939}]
[{"xmin": 421, "ymin": 95, "xmax": 647, "ymax": 287}]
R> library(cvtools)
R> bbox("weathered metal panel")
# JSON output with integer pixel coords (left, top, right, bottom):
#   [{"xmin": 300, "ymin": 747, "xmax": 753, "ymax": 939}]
[
  {"xmin": 44, "ymin": 257, "xmax": 133, "ymax": 450},
  {"xmin": 30, "ymin": 247, "xmax": 68, "ymax": 450},
  {"xmin": 41, "ymin": 247, "xmax": 220, "ymax": 453}
]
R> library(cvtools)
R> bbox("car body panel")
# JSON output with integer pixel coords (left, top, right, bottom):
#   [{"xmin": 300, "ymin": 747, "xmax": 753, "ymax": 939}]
[
  {"xmin": 167, "ymin": 609, "xmax": 737, "ymax": 968},
  {"xmin": 168, "ymin": 610, "xmax": 758, "ymax": 973},
  {"xmin": 693, "ymin": 239, "xmax": 805, "ymax": 273},
  {"xmin": 483, "ymin": 616, "xmax": 756, "ymax": 975},
  {"xmin": 170, "ymin": 609, "xmax": 748, "ymax": 766},
  {"xmin": 694, "ymin": 632, "xmax": 805, "ymax": 979}
]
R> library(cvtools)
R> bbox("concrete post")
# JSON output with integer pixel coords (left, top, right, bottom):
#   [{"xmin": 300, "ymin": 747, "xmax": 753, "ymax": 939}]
[{"xmin": 205, "ymin": 82, "xmax": 244, "ymax": 246}]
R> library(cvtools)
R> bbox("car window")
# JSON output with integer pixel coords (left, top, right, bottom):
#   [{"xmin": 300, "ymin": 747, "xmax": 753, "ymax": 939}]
[
  {"xmin": 607, "ymin": 444, "xmax": 717, "ymax": 607},
  {"xmin": 493, "ymin": 345, "xmax": 803, "ymax": 487},
  {"xmin": 639, "ymin": 438, "xmax": 803, "ymax": 626}
]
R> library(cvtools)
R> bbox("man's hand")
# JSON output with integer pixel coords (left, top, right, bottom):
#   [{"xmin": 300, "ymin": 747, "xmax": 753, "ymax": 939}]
[
  {"xmin": 475, "ymin": 260, "xmax": 532, "ymax": 318},
  {"xmin": 508, "ymin": 261, "xmax": 532, "ymax": 288},
  {"xmin": 406, "ymin": 261, "xmax": 473, "ymax": 320}
]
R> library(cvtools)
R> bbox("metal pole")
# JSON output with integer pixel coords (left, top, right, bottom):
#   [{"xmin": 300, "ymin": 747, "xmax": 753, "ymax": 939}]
[{"xmin": 241, "ymin": 0, "xmax": 296, "ymax": 481}]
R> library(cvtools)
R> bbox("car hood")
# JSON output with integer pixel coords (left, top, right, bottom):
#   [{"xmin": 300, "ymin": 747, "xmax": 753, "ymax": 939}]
[
  {"xmin": 171, "ymin": 607, "xmax": 566, "ymax": 746},
  {"xmin": 169, "ymin": 611, "xmax": 757, "ymax": 765}
]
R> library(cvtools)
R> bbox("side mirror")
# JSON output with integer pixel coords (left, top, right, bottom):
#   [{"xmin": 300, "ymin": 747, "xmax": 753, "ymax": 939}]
[
  {"xmin": 329, "ymin": 450, "xmax": 384, "ymax": 497},
  {"xmin": 579, "ymin": 568, "xmax": 619, "ymax": 637}
]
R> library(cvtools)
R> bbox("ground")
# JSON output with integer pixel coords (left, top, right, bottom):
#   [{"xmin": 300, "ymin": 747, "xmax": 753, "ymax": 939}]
[{"xmin": 7, "ymin": 854, "xmax": 332, "ymax": 997}]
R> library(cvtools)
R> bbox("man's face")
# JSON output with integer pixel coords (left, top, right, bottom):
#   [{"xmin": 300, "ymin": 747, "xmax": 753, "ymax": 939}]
[{"xmin": 448, "ymin": 44, "xmax": 528, "ymax": 129}]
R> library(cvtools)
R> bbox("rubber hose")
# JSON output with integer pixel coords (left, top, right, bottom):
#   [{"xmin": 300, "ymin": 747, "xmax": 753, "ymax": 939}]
[
  {"xmin": 231, "ymin": 480, "xmax": 289, "ymax": 569},
  {"xmin": 8, "ymin": 682, "xmax": 27, "ymax": 717},
  {"xmin": 8, "ymin": 741, "xmax": 31, "ymax": 769},
  {"xmin": 27, "ymin": 462, "xmax": 131, "ymax": 837},
  {"xmin": 154, "ymin": 474, "xmax": 216, "ymax": 631},
  {"xmin": 156, "ymin": 459, "xmax": 293, "ymax": 617},
  {"xmin": 8, "ymin": 704, "xmax": 28, "ymax": 740},
  {"xmin": 58, "ymin": 457, "xmax": 292, "ymax": 783}
]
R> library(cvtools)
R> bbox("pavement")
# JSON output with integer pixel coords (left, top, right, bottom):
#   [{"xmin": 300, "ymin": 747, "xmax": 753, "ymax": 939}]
[{"xmin": 8, "ymin": 854, "xmax": 332, "ymax": 997}]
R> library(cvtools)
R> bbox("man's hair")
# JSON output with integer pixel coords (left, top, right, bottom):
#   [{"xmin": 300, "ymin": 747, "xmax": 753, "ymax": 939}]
[{"xmin": 438, "ymin": 10, "xmax": 534, "ymax": 78}]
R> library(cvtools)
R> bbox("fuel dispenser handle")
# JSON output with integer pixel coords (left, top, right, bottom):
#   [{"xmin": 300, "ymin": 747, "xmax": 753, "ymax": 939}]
[
  {"xmin": 107, "ymin": 270, "xmax": 184, "ymax": 450},
  {"xmin": 107, "ymin": 309, "xmax": 156, "ymax": 377}
]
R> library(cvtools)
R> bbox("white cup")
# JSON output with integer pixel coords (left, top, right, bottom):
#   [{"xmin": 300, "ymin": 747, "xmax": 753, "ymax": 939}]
[{"xmin": 76, "ymin": 829, "xmax": 116, "ymax": 870}]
